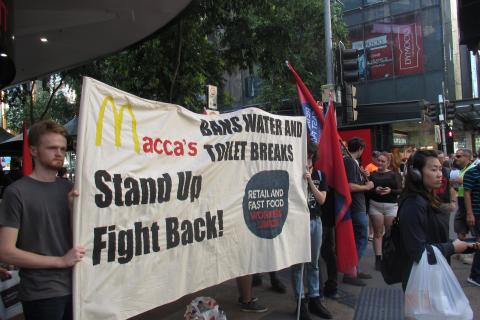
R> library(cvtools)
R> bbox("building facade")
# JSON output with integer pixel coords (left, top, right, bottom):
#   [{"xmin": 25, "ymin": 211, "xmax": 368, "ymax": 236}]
[{"xmin": 341, "ymin": 0, "xmax": 479, "ymax": 152}]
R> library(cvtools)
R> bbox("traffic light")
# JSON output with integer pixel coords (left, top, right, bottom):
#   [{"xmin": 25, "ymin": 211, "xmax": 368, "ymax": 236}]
[
  {"xmin": 344, "ymin": 84, "xmax": 358, "ymax": 122},
  {"xmin": 337, "ymin": 46, "xmax": 359, "ymax": 85},
  {"xmin": 426, "ymin": 104, "xmax": 438, "ymax": 123},
  {"xmin": 446, "ymin": 125, "xmax": 454, "ymax": 154},
  {"xmin": 447, "ymin": 128, "xmax": 453, "ymax": 138},
  {"xmin": 445, "ymin": 100, "xmax": 456, "ymax": 121}
]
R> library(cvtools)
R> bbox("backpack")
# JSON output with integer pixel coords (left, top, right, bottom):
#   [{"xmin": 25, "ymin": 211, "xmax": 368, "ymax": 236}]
[
  {"xmin": 381, "ymin": 200, "xmax": 409, "ymax": 284},
  {"xmin": 380, "ymin": 217, "xmax": 404, "ymax": 284}
]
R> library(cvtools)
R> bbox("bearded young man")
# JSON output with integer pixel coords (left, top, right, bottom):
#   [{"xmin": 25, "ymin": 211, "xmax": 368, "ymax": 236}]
[{"xmin": 0, "ymin": 120, "xmax": 85, "ymax": 320}]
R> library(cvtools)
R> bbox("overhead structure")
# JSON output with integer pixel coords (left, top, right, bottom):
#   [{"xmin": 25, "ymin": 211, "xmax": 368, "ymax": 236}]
[{"xmin": 1, "ymin": 0, "xmax": 192, "ymax": 88}]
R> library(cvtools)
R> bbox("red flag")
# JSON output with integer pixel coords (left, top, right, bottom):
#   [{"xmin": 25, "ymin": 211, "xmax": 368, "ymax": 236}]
[
  {"xmin": 317, "ymin": 99, "xmax": 358, "ymax": 276},
  {"xmin": 22, "ymin": 121, "xmax": 33, "ymax": 176},
  {"xmin": 287, "ymin": 62, "xmax": 358, "ymax": 276},
  {"xmin": 287, "ymin": 63, "xmax": 324, "ymax": 129}
]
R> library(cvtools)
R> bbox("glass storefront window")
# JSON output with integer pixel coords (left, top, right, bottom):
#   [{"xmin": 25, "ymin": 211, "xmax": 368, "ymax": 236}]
[
  {"xmin": 421, "ymin": 6, "xmax": 443, "ymax": 72},
  {"xmin": 365, "ymin": 0, "xmax": 384, "ymax": 5},
  {"xmin": 344, "ymin": 0, "xmax": 363, "ymax": 11},
  {"xmin": 390, "ymin": 0, "xmax": 421, "ymax": 16}
]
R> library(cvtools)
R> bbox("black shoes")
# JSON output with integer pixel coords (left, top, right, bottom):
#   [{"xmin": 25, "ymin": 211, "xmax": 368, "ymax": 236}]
[
  {"xmin": 240, "ymin": 299, "xmax": 268, "ymax": 313},
  {"xmin": 296, "ymin": 299, "xmax": 312, "ymax": 320},
  {"xmin": 309, "ymin": 297, "xmax": 333, "ymax": 319},
  {"xmin": 296, "ymin": 297, "xmax": 333, "ymax": 320},
  {"xmin": 357, "ymin": 272, "xmax": 372, "ymax": 279},
  {"xmin": 343, "ymin": 275, "xmax": 366, "ymax": 286}
]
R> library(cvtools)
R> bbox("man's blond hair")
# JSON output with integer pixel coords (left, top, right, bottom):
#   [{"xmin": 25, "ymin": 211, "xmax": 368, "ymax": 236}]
[{"xmin": 28, "ymin": 120, "xmax": 67, "ymax": 147}]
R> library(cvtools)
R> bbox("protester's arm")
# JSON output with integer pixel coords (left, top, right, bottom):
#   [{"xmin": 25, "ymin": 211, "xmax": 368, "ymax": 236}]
[
  {"xmin": 344, "ymin": 157, "xmax": 374, "ymax": 192},
  {"xmin": 304, "ymin": 170, "xmax": 326, "ymax": 205},
  {"xmin": 0, "ymin": 226, "xmax": 85, "ymax": 269},
  {"xmin": 313, "ymin": 171, "xmax": 327, "ymax": 205},
  {"xmin": 449, "ymin": 187, "xmax": 457, "ymax": 211},
  {"xmin": 463, "ymin": 170, "xmax": 476, "ymax": 227},
  {"xmin": 308, "ymin": 180, "xmax": 326, "ymax": 205},
  {"xmin": 349, "ymin": 181, "xmax": 374, "ymax": 192},
  {"xmin": 464, "ymin": 190, "xmax": 476, "ymax": 227}
]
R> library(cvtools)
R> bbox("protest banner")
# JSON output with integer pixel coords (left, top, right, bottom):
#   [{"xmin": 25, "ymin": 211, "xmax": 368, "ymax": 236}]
[{"xmin": 73, "ymin": 77, "xmax": 310, "ymax": 319}]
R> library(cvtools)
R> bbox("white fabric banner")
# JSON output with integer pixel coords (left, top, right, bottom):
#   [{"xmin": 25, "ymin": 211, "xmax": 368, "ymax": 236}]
[{"xmin": 73, "ymin": 77, "xmax": 310, "ymax": 320}]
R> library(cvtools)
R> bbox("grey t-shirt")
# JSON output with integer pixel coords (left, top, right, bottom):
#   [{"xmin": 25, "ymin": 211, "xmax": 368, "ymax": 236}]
[
  {"xmin": 0, "ymin": 176, "xmax": 73, "ymax": 301},
  {"xmin": 344, "ymin": 156, "xmax": 367, "ymax": 213}
]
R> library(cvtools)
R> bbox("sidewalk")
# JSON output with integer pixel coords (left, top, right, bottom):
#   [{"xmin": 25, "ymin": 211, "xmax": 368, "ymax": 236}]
[{"xmin": 133, "ymin": 241, "xmax": 479, "ymax": 320}]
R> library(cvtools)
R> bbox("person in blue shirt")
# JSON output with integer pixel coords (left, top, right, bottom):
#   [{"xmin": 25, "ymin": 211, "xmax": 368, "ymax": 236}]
[{"xmin": 463, "ymin": 163, "xmax": 480, "ymax": 286}]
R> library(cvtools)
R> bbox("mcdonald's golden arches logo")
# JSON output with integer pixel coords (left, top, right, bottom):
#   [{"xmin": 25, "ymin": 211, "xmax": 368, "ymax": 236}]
[{"xmin": 95, "ymin": 96, "xmax": 140, "ymax": 153}]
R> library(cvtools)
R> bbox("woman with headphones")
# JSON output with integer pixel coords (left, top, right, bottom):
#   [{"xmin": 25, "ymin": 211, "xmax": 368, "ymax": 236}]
[{"xmin": 398, "ymin": 150, "xmax": 478, "ymax": 290}]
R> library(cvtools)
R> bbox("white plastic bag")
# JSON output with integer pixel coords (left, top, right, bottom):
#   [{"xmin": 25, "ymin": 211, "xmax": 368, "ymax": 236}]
[
  {"xmin": 184, "ymin": 296, "xmax": 226, "ymax": 320},
  {"xmin": 405, "ymin": 246, "xmax": 473, "ymax": 320},
  {"xmin": 0, "ymin": 271, "xmax": 23, "ymax": 320}
]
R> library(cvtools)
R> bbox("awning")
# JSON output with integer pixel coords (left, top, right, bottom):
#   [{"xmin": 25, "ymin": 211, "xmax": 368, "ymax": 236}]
[
  {"xmin": 2, "ymin": 0, "xmax": 192, "ymax": 88},
  {"xmin": 0, "ymin": 118, "xmax": 78, "ymax": 156},
  {"xmin": 454, "ymin": 98, "xmax": 480, "ymax": 131},
  {"xmin": 0, "ymin": 127, "xmax": 13, "ymax": 143},
  {"xmin": 345, "ymin": 100, "xmax": 429, "ymax": 127}
]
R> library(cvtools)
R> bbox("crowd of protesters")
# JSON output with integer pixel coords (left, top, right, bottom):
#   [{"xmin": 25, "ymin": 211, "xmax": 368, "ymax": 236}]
[
  {"xmin": 288, "ymin": 139, "xmax": 480, "ymax": 320},
  {"xmin": 0, "ymin": 121, "xmax": 479, "ymax": 320},
  {"xmin": 242, "ymin": 138, "xmax": 479, "ymax": 320}
]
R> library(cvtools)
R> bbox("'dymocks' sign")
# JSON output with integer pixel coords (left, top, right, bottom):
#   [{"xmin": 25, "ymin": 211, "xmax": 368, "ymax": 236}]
[{"xmin": 73, "ymin": 77, "xmax": 310, "ymax": 319}]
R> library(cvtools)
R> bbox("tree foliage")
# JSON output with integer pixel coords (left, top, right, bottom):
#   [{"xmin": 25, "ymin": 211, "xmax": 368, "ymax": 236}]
[
  {"xmin": 220, "ymin": 0, "xmax": 348, "ymax": 107},
  {"xmin": 3, "ymin": 0, "xmax": 348, "ymax": 130},
  {"xmin": 5, "ymin": 75, "xmax": 77, "ymax": 132}
]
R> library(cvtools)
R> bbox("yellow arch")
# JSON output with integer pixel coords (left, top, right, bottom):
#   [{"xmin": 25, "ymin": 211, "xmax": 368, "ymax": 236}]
[{"xmin": 95, "ymin": 96, "xmax": 140, "ymax": 154}]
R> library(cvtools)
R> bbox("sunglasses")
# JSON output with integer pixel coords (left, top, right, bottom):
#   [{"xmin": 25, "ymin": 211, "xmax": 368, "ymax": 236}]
[{"xmin": 455, "ymin": 154, "xmax": 463, "ymax": 158}]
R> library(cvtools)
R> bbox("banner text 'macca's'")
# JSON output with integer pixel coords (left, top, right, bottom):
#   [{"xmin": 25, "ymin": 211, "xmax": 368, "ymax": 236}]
[{"xmin": 95, "ymin": 96, "xmax": 198, "ymax": 156}]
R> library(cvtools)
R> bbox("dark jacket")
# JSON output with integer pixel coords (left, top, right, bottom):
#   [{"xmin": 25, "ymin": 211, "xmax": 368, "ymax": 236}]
[{"xmin": 399, "ymin": 194, "xmax": 455, "ymax": 290}]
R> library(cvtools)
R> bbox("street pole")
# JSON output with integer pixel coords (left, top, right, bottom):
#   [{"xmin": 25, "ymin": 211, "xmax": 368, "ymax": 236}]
[{"xmin": 324, "ymin": 0, "xmax": 334, "ymax": 85}]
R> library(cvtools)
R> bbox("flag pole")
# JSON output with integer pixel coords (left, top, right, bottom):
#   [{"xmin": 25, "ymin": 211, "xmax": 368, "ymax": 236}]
[{"xmin": 296, "ymin": 263, "xmax": 304, "ymax": 320}]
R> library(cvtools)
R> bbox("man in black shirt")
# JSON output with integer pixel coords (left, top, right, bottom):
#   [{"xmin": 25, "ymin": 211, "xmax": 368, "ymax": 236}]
[{"xmin": 343, "ymin": 138, "xmax": 374, "ymax": 286}]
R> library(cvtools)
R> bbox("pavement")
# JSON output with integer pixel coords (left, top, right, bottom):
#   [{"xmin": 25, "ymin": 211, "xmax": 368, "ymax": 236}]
[{"xmin": 132, "ymin": 213, "xmax": 480, "ymax": 320}]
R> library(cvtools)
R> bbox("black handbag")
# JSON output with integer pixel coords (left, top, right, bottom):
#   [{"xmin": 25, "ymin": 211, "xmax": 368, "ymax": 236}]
[{"xmin": 380, "ymin": 215, "xmax": 407, "ymax": 284}]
